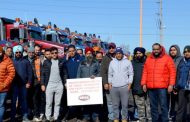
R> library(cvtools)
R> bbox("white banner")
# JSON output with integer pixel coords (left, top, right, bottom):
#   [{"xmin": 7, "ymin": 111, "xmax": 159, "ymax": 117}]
[{"xmin": 66, "ymin": 77, "xmax": 103, "ymax": 106}]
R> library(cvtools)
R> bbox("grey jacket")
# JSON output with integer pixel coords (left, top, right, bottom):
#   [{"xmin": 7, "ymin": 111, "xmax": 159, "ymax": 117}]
[
  {"xmin": 77, "ymin": 60, "xmax": 100, "ymax": 78},
  {"xmin": 108, "ymin": 56, "xmax": 134, "ymax": 87}
]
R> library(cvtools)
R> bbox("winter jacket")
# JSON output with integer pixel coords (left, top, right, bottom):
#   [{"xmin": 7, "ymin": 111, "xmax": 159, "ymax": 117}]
[
  {"xmin": 100, "ymin": 53, "xmax": 113, "ymax": 85},
  {"xmin": 0, "ymin": 55, "xmax": 15, "ymax": 92},
  {"xmin": 41, "ymin": 58, "xmax": 67, "ymax": 87},
  {"xmin": 64, "ymin": 54, "xmax": 83, "ymax": 79},
  {"xmin": 169, "ymin": 45, "xmax": 183, "ymax": 68},
  {"xmin": 77, "ymin": 60, "xmax": 100, "ymax": 78},
  {"xmin": 176, "ymin": 58, "xmax": 190, "ymax": 90},
  {"xmin": 132, "ymin": 56, "xmax": 146, "ymax": 95},
  {"xmin": 13, "ymin": 57, "xmax": 33, "ymax": 85},
  {"xmin": 141, "ymin": 47, "xmax": 176, "ymax": 89},
  {"xmin": 108, "ymin": 57, "xmax": 134, "ymax": 87}
]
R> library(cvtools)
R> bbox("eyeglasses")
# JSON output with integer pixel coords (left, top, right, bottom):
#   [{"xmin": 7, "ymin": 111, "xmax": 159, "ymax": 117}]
[
  {"xmin": 51, "ymin": 52, "xmax": 58, "ymax": 54},
  {"xmin": 15, "ymin": 52, "xmax": 22, "ymax": 54}
]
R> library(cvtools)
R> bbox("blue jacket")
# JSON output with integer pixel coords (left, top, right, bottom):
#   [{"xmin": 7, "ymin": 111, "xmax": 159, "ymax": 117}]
[
  {"xmin": 13, "ymin": 57, "xmax": 33, "ymax": 85},
  {"xmin": 64, "ymin": 54, "xmax": 83, "ymax": 79},
  {"xmin": 176, "ymin": 58, "xmax": 190, "ymax": 90}
]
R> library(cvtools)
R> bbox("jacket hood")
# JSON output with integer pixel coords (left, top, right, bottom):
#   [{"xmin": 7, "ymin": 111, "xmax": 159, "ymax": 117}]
[
  {"xmin": 150, "ymin": 46, "xmax": 166, "ymax": 58},
  {"xmin": 169, "ymin": 45, "xmax": 181, "ymax": 57}
]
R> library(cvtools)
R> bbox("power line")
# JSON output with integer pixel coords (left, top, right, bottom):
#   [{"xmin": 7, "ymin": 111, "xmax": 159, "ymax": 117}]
[
  {"xmin": 1, "ymin": 1, "xmax": 155, "ymax": 10},
  {"xmin": 0, "ymin": 7, "xmax": 156, "ymax": 16}
]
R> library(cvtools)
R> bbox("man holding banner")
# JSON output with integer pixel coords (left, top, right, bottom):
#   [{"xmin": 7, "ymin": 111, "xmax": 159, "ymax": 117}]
[{"xmin": 76, "ymin": 47, "xmax": 100, "ymax": 122}]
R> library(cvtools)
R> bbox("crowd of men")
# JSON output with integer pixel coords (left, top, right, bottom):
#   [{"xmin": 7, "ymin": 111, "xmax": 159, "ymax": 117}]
[{"xmin": 0, "ymin": 42, "xmax": 190, "ymax": 122}]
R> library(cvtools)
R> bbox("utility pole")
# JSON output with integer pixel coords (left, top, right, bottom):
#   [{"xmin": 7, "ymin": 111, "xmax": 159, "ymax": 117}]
[
  {"xmin": 140, "ymin": 0, "xmax": 143, "ymax": 47},
  {"xmin": 159, "ymin": 0, "xmax": 163, "ymax": 44}
]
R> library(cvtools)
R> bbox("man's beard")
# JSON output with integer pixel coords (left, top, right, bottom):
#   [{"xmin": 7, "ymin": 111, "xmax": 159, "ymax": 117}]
[
  {"xmin": 136, "ymin": 56, "xmax": 143, "ymax": 60},
  {"xmin": 86, "ymin": 56, "xmax": 93, "ymax": 64},
  {"xmin": 153, "ymin": 52, "xmax": 161, "ymax": 58}
]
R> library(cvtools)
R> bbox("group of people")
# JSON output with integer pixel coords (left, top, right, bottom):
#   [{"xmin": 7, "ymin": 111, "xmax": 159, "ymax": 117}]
[{"xmin": 0, "ymin": 42, "xmax": 190, "ymax": 122}]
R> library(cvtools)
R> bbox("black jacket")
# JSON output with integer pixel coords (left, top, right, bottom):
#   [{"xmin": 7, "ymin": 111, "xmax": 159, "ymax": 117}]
[
  {"xmin": 41, "ymin": 58, "xmax": 67, "ymax": 86},
  {"xmin": 131, "ymin": 57, "xmax": 146, "ymax": 95}
]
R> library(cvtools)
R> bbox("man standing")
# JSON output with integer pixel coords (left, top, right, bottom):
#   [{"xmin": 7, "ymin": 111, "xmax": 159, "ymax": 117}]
[
  {"xmin": 77, "ymin": 47, "xmax": 100, "ymax": 122},
  {"xmin": 41, "ymin": 47, "xmax": 67, "ymax": 121},
  {"xmin": 11, "ymin": 45, "xmax": 33, "ymax": 122},
  {"xmin": 175, "ymin": 45, "xmax": 190, "ymax": 122},
  {"xmin": 0, "ymin": 46, "xmax": 15, "ymax": 122},
  {"xmin": 64, "ymin": 45, "xmax": 83, "ymax": 121},
  {"xmin": 100, "ymin": 42, "xmax": 116, "ymax": 122},
  {"xmin": 141, "ymin": 43, "xmax": 176, "ymax": 122},
  {"xmin": 168, "ymin": 45, "xmax": 183, "ymax": 120},
  {"xmin": 5, "ymin": 47, "xmax": 13, "ymax": 59},
  {"xmin": 131, "ymin": 47, "xmax": 151, "ymax": 122},
  {"xmin": 108, "ymin": 47, "xmax": 133, "ymax": 122},
  {"xmin": 95, "ymin": 52, "xmax": 103, "ymax": 65}
]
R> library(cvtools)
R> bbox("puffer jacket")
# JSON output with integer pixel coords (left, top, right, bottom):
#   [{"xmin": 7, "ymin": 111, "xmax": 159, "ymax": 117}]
[
  {"xmin": 0, "ymin": 55, "xmax": 15, "ymax": 92},
  {"xmin": 141, "ymin": 46, "xmax": 176, "ymax": 89}
]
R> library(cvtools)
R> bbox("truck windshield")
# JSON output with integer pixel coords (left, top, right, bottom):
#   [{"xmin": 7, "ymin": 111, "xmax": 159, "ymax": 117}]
[
  {"xmin": 76, "ymin": 39, "xmax": 83, "ymax": 46},
  {"xmin": 84, "ymin": 41, "xmax": 92, "ymax": 47},
  {"xmin": 29, "ymin": 30, "xmax": 42, "ymax": 40},
  {"xmin": 10, "ymin": 29, "xmax": 19, "ymax": 41},
  {"xmin": 59, "ymin": 35, "xmax": 70, "ymax": 44}
]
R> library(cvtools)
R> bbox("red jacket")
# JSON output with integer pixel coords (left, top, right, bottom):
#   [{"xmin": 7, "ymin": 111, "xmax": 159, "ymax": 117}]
[
  {"xmin": 141, "ymin": 47, "xmax": 176, "ymax": 89},
  {"xmin": 0, "ymin": 55, "xmax": 15, "ymax": 92}
]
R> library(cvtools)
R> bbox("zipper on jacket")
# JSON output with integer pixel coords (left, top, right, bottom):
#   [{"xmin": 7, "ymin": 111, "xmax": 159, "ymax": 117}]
[{"xmin": 153, "ymin": 59, "xmax": 156, "ymax": 88}]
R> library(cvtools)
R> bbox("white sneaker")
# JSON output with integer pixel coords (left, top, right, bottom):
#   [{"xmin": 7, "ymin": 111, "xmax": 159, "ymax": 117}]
[{"xmin": 33, "ymin": 117, "xmax": 41, "ymax": 122}]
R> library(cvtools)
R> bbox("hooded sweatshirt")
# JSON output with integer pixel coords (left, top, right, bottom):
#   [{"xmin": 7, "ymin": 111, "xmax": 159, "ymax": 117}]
[
  {"xmin": 108, "ymin": 56, "xmax": 134, "ymax": 87},
  {"xmin": 169, "ymin": 45, "xmax": 183, "ymax": 68}
]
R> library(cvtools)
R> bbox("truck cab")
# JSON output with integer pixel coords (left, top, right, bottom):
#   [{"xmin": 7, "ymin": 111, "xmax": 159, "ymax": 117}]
[{"xmin": 1, "ymin": 17, "xmax": 66, "ymax": 57}]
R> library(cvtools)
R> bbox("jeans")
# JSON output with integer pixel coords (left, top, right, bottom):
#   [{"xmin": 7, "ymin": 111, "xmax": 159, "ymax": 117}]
[
  {"xmin": 106, "ymin": 93, "xmax": 114, "ymax": 120},
  {"xmin": 0, "ymin": 92, "xmax": 7, "ymax": 122},
  {"xmin": 82, "ymin": 105, "xmax": 100, "ymax": 121},
  {"xmin": 11, "ymin": 84, "xmax": 28, "ymax": 121},
  {"xmin": 148, "ymin": 89, "xmax": 169, "ymax": 122}
]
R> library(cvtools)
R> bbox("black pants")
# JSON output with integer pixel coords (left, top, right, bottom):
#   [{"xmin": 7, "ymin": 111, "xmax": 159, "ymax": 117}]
[
  {"xmin": 33, "ymin": 84, "xmax": 45, "ymax": 117},
  {"xmin": 168, "ymin": 92, "xmax": 178, "ymax": 117},
  {"xmin": 176, "ymin": 90, "xmax": 190, "ymax": 122}
]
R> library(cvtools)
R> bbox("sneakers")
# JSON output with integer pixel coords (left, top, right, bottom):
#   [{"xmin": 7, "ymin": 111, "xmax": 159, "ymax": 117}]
[
  {"xmin": 39, "ymin": 114, "xmax": 45, "ymax": 121},
  {"xmin": 33, "ymin": 116, "xmax": 42, "ymax": 122},
  {"xmin": 22, "ymin": 117, "xmax": 30, "ymax": 122},
  {"xmin": 121, "ymin": 120, "xmax": 128, "ymax": 122},
  {"xmin": 81, "ymin": 119, "xmax": 89, "ymax": 122},
  {"xmin": 113, "ymin": 120, "xmax": 119, "ymax": 122},
  {"xmin": 93, "ymin": 117, "xmax": 100, "ymax": 122}
]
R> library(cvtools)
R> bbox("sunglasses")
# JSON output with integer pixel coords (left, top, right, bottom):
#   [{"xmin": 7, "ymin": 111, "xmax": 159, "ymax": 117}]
[
  {"xmin": 109, "ymin": 46, "xmax": 115, "ymax": 49},
  {"xmin": 15, "ymin": 52, "xmax": 22, "ymax": 54},
  {"xmin": 51, "ymin": 52, "xmax": 58, "ymax": 54},
  {"xmin": 184, "ymin": 51, "xmax": 190, "ymax": 53}
]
